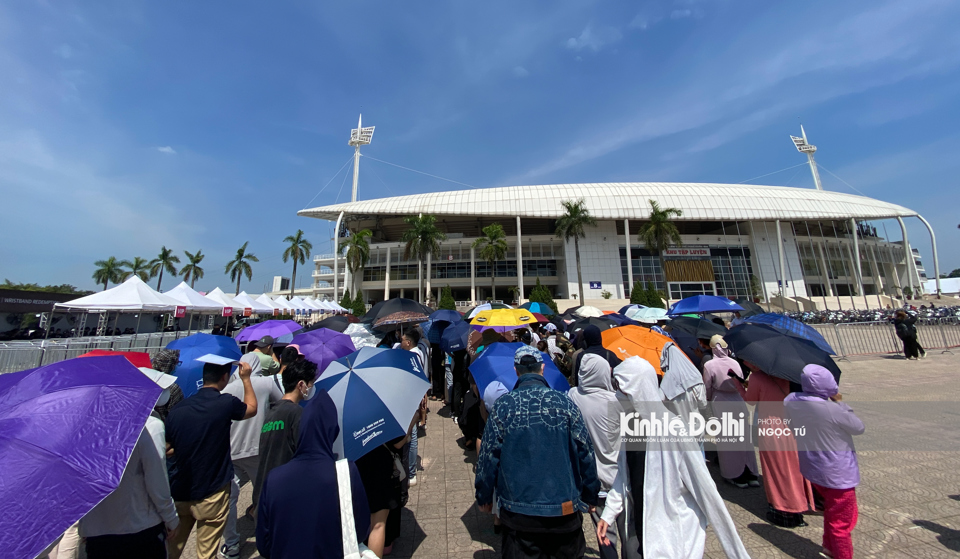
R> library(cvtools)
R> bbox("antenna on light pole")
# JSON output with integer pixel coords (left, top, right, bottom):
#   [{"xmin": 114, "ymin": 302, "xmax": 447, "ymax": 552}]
[
  {"xmin": 790, "ymin": 124, "xmax": 823, "ymax": 191},
  {"xmin": 348, "ymin": 114, "xmax": 375, "ymax": 203}
]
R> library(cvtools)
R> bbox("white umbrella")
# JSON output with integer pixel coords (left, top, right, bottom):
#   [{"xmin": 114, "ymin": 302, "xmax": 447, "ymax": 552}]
[{"xmin": 574, "ymin": 305, "xmax": 604, "ymax": 318}]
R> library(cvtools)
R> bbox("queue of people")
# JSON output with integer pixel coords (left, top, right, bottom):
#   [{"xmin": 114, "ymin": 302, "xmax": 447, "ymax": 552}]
[{"xmin": 40, "ymin": 305, "xmax": 865, "ymax": 559}]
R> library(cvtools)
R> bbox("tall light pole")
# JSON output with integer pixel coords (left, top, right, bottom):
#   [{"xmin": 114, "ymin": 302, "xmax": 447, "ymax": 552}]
[
  {"xmin": 790, "ymin": 125, "xmax": 824, "ymax": 191},
  {"xmin": 349, "ymin": 114, "xmax": 375, "ymax": 203}
]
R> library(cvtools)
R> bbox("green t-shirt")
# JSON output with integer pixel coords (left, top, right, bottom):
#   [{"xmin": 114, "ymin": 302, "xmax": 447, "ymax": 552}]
[{"xmin": 256, "ymin": 351, "xmax": 280, "ymax": 375}]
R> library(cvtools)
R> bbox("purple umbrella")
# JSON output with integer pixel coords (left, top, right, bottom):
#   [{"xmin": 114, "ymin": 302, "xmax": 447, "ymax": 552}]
[
  {"xmin": 0, "ymin": 355, "xmax": 161, "ymax": 559},
  {"xmin": 290, "ymin": 328, "xmax": 357, "ymax": 377},
  {"xmin": 235, "ymin": 319, "xmax": 304, "ymax": 343}
]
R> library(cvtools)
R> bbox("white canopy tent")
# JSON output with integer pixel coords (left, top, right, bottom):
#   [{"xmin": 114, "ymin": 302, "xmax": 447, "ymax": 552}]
[
  {"xmin": 300, "ymin": 296, "xmax": 323, "ymax": 310},
  {"xmin": 56, "ymin": 276, "xmax": 183, "ymax": 312},
  {"xmin": 255, "ymin": 294, "xmax": 283, "ymax": 313},
  {"xmin": 288, "ymin": 296, "xmax": 315, "ymax": 314},
  {"xmin": 234, "ymin": 292, "xmax": 274, "ymax": 315},
  {"xmin": 273, "ymin": 296, "xmax": 295, "ymax": 311},
  {"xmin": 166, "ymin": 282, "xmax": 228, "ymax": 314},
  {"xmin": 206, "ymin": 288, "xmax": 247, "ymax": 314}
]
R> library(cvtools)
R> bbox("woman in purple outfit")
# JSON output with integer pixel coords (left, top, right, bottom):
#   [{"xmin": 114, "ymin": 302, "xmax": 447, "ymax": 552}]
[{"xmin": 784, "ymin": 364, "xmax": 864, "ymax": 559}]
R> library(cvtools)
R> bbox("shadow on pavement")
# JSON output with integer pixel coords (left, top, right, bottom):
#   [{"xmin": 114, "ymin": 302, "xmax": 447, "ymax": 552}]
[
  {"xmin": 748, "ymin": 523, "xmax": 822, "ymax": 558},
  {"xmin": 913, "ymin": 519, "xmax": 960, "ymax": 552}
]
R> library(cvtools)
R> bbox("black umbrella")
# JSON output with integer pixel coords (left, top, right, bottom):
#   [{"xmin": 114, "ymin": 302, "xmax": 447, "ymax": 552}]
[
  {"xmin": 362, "ymin": 298, "xmax": 432, "ymax": 323},
  {"xmin": 725, "ymin": 323, "xmax": 841, "ymax": 385},
  {"xmin": 668, "ymin": 316, "xmax": 727, "ymax": 340},
  {"xmin": 560, "ymin": 305, "xmax": 583, "ymax": 319},
  {"xmin": 567, "ymin": 316, "xmax": 618, "ymax": 333},
  {"xmin": 305, "ymin": 315, "xmax": 351, "ymax": 333},
  {"xmin": 733, "ymin": 299, "xmax": 765, "ymax": 317}
]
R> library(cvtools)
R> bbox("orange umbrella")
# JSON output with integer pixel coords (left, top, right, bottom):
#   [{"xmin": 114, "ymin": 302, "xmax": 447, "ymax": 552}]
[
  {"xmin": 600, "ymin": 325, "xmax": 675, "ymax": 377},
  {"xmin": 602, "ymin": 310, "xmax": 617, "ymax": 315}
]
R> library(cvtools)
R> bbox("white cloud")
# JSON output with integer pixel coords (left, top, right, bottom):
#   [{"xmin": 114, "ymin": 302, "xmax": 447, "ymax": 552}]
[
  {"xmin": 157, "ymin": 146, "xmax": 176, "ymax": 154},
  {"xmin": 566, "ymin": 25, "xmax": 622, "ymax": 53},
  {"xmin": 670, "ymin": 9, "xmax": 694, "ymax": 19},
  {"xmin": 55, "ymin": 44, "xmax": 73, "ymax": 59},
  {"xmin": 512, "ymin": 65, "xmax": 530, "ymax": 78}
]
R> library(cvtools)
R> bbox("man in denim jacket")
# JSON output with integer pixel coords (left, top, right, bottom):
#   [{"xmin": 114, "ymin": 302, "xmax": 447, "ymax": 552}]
[{"xmin": 475, "ymin": 345, "xmax": 600, "ymax": 558}]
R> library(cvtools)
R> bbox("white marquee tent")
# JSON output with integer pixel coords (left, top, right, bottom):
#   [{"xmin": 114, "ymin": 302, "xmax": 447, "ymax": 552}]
[
  {"xmin": 56, "ymin": 276, "xmax": 184, "ymax": 312},
  {"xmin": 166, "ymin": 282, "xmax": 229, "ymax": 314}
]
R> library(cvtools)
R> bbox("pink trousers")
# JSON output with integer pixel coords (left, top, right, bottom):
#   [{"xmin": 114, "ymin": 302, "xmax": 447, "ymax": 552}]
[{"xmin": 814, "ymin": 484, "xmax": 858, "ymax": 559}]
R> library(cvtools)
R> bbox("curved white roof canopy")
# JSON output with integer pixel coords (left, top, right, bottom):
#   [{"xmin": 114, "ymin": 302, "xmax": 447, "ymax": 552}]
[{"xmin": 298, "ymin": 182, "xmax": 916, "ymax": 222}]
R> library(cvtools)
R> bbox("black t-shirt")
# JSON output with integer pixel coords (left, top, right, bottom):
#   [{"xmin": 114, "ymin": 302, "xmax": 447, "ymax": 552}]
[
  {"xmin": 253, "ymin": 399, "xmax": 303, "ymax": 502},
  {"xmin": 166, "ymin": 387, "xmax": 246, "ymax": 501}
]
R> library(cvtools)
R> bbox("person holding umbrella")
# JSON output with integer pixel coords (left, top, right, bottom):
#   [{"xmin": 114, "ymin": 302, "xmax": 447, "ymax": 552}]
[
  {"xmin": 475, "ymin": 345, "xmax": 600, "ymax": 558},
  {"xmin": 79, "ymin": 367, "xmax": 181, "ymax": 558},
  {"xmin": 744, "ymin": 360, "xmax": 815, "ymax": 528},
  {"xmin": 165, "ymin": 358, "xmax": 259, "ymax": 559}
]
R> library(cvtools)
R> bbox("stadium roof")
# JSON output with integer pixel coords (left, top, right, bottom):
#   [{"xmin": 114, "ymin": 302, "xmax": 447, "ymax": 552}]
[{"xmin": 298, "ymin": 182, "xmax": 916, "ymax": 222}]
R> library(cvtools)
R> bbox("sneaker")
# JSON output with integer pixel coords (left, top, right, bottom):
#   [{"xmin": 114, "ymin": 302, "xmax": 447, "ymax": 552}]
[
  {"xmin": 725, "ymin": 478, "xmax": 749, "ymax": 489},
  {"xmin": 908, "ymin": 357, "xmax": 918, "ymax": 360},
  {"xmin": 819, "ymin": 548, "xmax": 834, "ymax": 558},
  {"xmin": 219, "ymin": 544, "xmax": 240, "ymax": 559},
  {"xmin": 409, "ymin": 475, "xmax": 418, "ymax": 487},
  {"xmin": 747, "ymin": 479, "xmax": 761, "ymax": 487}
]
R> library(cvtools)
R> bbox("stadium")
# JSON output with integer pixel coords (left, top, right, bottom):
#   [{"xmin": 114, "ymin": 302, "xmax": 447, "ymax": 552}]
[{"xmin": 298, "ymin": 181, "xmax": 943, "ymax": 311}]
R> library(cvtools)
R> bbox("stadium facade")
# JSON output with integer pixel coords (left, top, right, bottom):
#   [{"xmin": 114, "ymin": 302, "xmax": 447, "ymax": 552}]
[{"xmin": 297, "ymin": 182, "xmax": 941, "ymax": 311}]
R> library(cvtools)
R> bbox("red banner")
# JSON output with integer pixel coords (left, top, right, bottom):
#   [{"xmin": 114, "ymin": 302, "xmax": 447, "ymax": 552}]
[
  {"xmin": 244, "ymin": 308, "xmax": 252, "ymax": 317},
  {"xmin": 222, "ymin": 307, "xmax": 233, "ymax": 317},
  {"xmin": 273, "ymin": 309, "xmax": 279, "ymax": 316},
  {"xmin": 174, "ymin": 306, "xmax": 186, "ymax": 318}
]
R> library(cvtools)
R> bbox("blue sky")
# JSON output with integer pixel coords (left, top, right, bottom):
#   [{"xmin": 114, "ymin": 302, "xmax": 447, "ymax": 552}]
[{"xmin": 2, "ymin": 0, "xmax": 959, "ymax": 293}]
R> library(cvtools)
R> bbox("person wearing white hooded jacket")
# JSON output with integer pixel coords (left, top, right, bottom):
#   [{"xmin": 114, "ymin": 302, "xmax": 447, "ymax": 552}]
[{"xmin": 597, "ymin": 357, "xmax": 750, "ymax": 559}]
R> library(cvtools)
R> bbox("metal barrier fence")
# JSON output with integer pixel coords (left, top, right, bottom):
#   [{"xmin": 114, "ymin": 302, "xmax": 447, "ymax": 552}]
[
  {"xmin": 811, "ymin": 319, "xmax": 960, "ymax": 359},
  {"xmin": 0, "ymin": 331, "xmax": 213, "ymax": 373}
]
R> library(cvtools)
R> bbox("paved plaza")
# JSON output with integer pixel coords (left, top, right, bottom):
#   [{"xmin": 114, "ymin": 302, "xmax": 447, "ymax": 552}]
[{"xmin": 190, "ymin": 352, "xmax": 960, "ymax": 559}]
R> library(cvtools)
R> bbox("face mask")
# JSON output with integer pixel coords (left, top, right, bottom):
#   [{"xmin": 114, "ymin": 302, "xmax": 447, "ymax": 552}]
[{"xmin": 301, "ymin": 383, "xmax": 316, "ymax": 401}]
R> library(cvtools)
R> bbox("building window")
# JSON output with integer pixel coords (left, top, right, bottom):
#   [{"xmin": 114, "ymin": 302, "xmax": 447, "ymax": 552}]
[
  {"xmin": 668, "ymin": 282, "xmax": 716, "ymax": 300},
  {"xmin": 619, "ymin": 248, "xmax": 664, "ymax": 292},
  {"xmin": 710, "ymin": 248, "xmax": 753, "ymax": 299}
]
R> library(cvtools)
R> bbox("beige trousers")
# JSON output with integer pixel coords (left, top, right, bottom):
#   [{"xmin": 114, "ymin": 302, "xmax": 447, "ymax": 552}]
[{"xmin": 167, "ymin": 484, "xmax": 230, "ymax": 559}]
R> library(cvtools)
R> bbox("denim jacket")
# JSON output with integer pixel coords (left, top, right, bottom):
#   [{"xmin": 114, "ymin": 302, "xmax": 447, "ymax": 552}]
[{"xmin": 474, "ymin": 373, "xmax": 600, "ymax": 516}]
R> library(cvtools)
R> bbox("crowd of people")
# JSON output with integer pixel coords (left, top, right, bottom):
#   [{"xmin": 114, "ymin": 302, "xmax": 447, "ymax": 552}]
[{"xmin": 38, "ymin": 307, "xmax": 866, "ymax": 559}]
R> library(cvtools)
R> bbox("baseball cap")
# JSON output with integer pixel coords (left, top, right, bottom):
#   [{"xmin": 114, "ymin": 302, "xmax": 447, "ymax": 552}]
[
  {"xmin": 709, "ymin": 334, "xmax": 728, "ymax": 349},
  {"xmin": 286, "ymin": 343, "xmax": 304, "ymax": 356},
  {"xmin": 254, "ymin": 335, "xmax": 276, "ymax": 348},
  {"xmin": 514, "ymin": 344, "xmax": 544, "ymax": 367}
]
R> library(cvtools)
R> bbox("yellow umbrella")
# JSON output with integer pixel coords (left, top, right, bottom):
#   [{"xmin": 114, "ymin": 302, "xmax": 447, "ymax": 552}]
[{"xmin": 469, "ymin": 309, "xmax": 537, "ymax": 332}]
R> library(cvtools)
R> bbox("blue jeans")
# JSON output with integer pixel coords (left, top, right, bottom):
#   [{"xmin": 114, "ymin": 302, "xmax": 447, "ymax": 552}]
[
  {"xmin": 445, "ymin": 360, "xmax": 453, "ymax": 402},
  {"xmin": 408, "ymin": 422, "xmax": 418, "ymax": 479}
]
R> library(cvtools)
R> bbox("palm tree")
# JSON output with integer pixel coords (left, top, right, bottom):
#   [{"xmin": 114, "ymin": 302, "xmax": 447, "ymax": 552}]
[
  {"xmin": 472, "ymin": 223, "xmax": 508, "ymax": 302},
  {"xmin": 120, "ymin": 256, "xmax": 152, "ymax": 282},
  {"xmin": 180, "ymin": 249, "xmax": 205, "ymax": 288},
  {"xmin": 340, "ymin": 229, "xmax": 373, "ymax": 292},
  {"xmin": 401, "ymin": 214, "xmax": 446, "ymax": 302},
  {"xmin": 637, "ymin": 199, "xmax": 683, "ymax": 294},
  {"xmin": 92, "ymin": 257, "xmax": 124, "ymax": 291},
  {"xmin": 555, "ymin": 198, "xmax": 597, "ymax": 302},
  {"xmin": 149, "ymin": 246, "xmax": 180, "ymax": 292},
  {"xmin": 282, "ymin": 230, "xmax": 313, "ymax": 298},
  {"xmin": 226, "ymin": 242, "xmax": 259, "ymax": 295}
]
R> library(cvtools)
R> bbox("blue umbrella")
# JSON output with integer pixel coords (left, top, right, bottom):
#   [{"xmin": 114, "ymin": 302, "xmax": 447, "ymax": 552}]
[
  {"xmin": 667, "ymin": 295, "xmax": 744, "ymax": 316},
  {"xmin": 0, "ymin": 356, "xmax": 161, "ymax": 559},
  {"xmin": 429, "ymin": 309, "xmax": 464, "ymax": 323},
  {"xmin": 315, "ymin": 347, "xmax": 430, "ymax": 460},
  {"xmin": 440, "ymin": 320, "xmax": 471, "ymax": 353},
  {"xmin": 468, "ymin": 342, "xmax": 570, "ymax": 397},
  {"xmin": 520, "ymin": 302, "xmax": 556, "ymax": 316},
  {"xmin": 744, "ymin": 313, "xmax": 835, "ymax": 355},
  {"xmin": 166, "ymin": 333, "xmax": 242, "ymax": 397},
  {"xmin": 604, "ymin": 313, "xmax": 642, "ymax": 327},
  {"xmin": 619, "ymin": 304, "xmax": 646, "ymax": 315}
]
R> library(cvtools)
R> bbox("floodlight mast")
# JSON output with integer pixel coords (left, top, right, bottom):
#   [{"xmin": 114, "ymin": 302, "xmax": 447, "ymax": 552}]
[
  {"xmin": 349, "ymin": 114, "xmax": 375, "ymax": 202},
  {"xmin": 790, "ymin": 125, "xmax": 823, "ymax": 191}
]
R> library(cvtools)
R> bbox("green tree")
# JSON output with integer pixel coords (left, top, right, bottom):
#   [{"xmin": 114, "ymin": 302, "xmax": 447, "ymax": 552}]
[
  {"xmin": 439, "ymin": 285, "xmax": 457, "ymax": 310},
  {"xmin": 948, "ymin": 268, "xmax": 960, "ymax": 278},
  {"xmin": 1, "ymin": 280, "xmax": 90, "ymax": 295},
  {"xmin": 225, "ymin": 241, "xmax": 259, "ymax": 295},
  {"xmin": 630, "ymin": 280, "xmax": 647, "ymax": 305},
  {"xmin": 528, "ymin": 278, "xmax": 559, "ymax": 314},
  {"xmin": 92, "ymin": 257, "xmax": 124, "ymax": 291},
  {"xmin": 340, "ymin": 289, "xmax": 354, "ymax": 311},
  {"xmin": 121, "ymin": 257, "xmax": 152, "ymax": 282},
  {"xmin": 351, "ymin": 291, "xmax": 367, "ymax": 317},
  {"xmin": 472, "ymin": 223, "xmax": 508, "ymax": 302},
  {"xmin": 645, "ymin": 282, "xmax": 665, "ymax": 309},
  {"xmin": 749, "ymin": 274, "xmax": 762, "ymax": 301},
  {"xmin": 555, "ymin": 199, "xmax": 597, "ymax": 302},
  {"xmin": 401, "ymin": 214, "xmax": 447, "ymax": 302},
  {"xmin": 149, "ymin": 246, "xmax": 180, "ymax": 292},
  {"xmin": 340, "ymin": 228, "xmax": 372, "ymax": 295},
  {"xmin": 180, "ymin": 249, "xmax": 205, "ymax": 288},
  {"xmin": 282, "ymin": 230, "xmax": 313, "ymax": 299},
  {"xmin": 636, "ymin": 200, "xmax": 683, "ymax": 293}
]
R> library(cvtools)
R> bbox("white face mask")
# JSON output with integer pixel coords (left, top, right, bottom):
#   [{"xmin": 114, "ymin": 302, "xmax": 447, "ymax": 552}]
[{"xmin": 301, "ymin": 383, "xmax": 316, "ymax": 401}]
